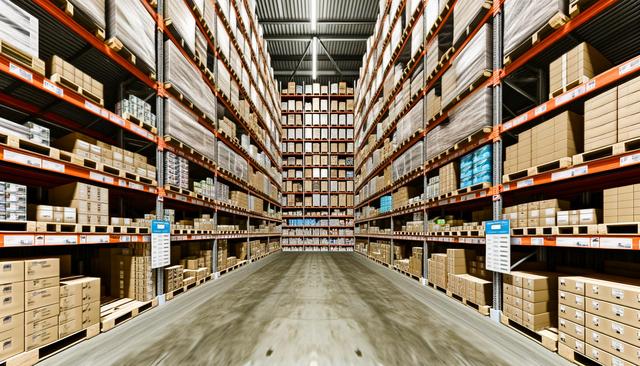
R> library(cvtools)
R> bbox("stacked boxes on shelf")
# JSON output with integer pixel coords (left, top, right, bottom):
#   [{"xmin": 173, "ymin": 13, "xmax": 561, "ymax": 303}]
[
  {"xmin": 549, "ymin": 42, "xmax": 610, "ymax": 97},
  {"xmin": 459, "ymin": 145, "xmax": 492, "ymax": 188},
  {"xmin": 58, "ymin": 277, "xmax": 100, "ymax": 338},
  {"xmin": 164, "ymin": 265, "xmax": 184, "ymax": 293},
  {"xmin": 48, "ymin": 56, "xmax": 104, "ymax": 105},
  {"xmin": 504, "ymin": 271, "xmax": 557, "ymax": 332},
  {"xmin": 503, "ymin": 199, "xmax": 569, "ymax": 228},
  {"xmin": 25, "ymin": 259, "xmax": 60, "ymax": 351},
  {"xmin": 0, "ymin": 117, "xmax": 50, "ymax": 146},
  {"xmin": 0, "ymin": 0, "xmax": 43, "ymax": 74},
  {"xmin": 49, "ymin": 182, "xmax": 109, "ymax": 225},
  {"xmin": 603, "ymin": 184, "xmax": 640, "ymax": 223},
  {"xmin": 116, "ymin": 95, "xmax": 157, "ymax": 128},
  {"xmin": 165, "ymin": 151, "xmax": 189, "ymax": 190},
  {"xmin": 0, "ymin": 182, "xmax": 27, "ymax": 221},
  {"xmin": 106, "ymin": 0, "xmax": 156, "ymax": 72},
  {"xmin": 439, "ymin": 162, "xmax": 458, "ymax": 195}
]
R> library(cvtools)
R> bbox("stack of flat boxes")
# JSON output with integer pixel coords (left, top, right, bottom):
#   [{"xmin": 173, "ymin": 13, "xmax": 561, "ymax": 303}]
[
  {"xmin": 585, "ymin": 87, "xmax": 618, "ymax": 151},
  {"xmin": 48, "ymin": 56, "xmax": 104, "ymax": 104},
  {"xmin": 439, "ymin": 162, "xmax": 458, "ymax": 195},
  {"xmin": 618, "ymin": 75, "xmax": 640, "ymax": 142},
  {"xmin": 425, "ymin": 176, "xmax": 439, "ymax": 199},
  {"xmin": 25, "ymin": 259, "xmax": 60, "ymax": 351},
  {"xmin": 408, "ymin": 247, "xmax": 423, "ymax": 278},
  {"xmin": 504, "ymin": 271, "xmax": 557, "ymax": 332},
  {"xmin": 29, "ymin": 205, "xmax": 76, "ymax": 224},
  {"xmin": 58, "ymin": 277, "xmax": 100, "ymax": 338},
  {"xmin": 230, "ymin": 191, "xmax": 248, "ymax": 209},
  {"xmin": 49, "ymin": 182, "xmax": 109, "ymax": 225},
  {"xmin": 556, "ymin": 208, "xmax": 600, "ymax": 226},
  {"xmin": 165, "ymin": 151, "xmax": 189, "ymax": 190},
  {"xmin": 505, "ymin": 111, "xmax": 582, "ymax": 174},
  {"xmin": 0, "ymin": 182, "xmax": 27, "ymax": 221},
  {"xmin": 218, "ymin": 117, "xmax": 236, "ymax": 138},
  {"xmin": 111, "ymin": 246, "xmax": 152, "ymax": 302},
  {"xmin": 0, "ymin": 260, "xmax": 25, "ymax": 360},
  {"xmin": 603, "ymin": 184, "xmax": 640, "ymax": 223},
  {"xmin": 217, "ymin": 240, "xmax": 228, "ymax": 271},
  {"xmin": 503, "ymin": 199, "xmax": 568, "ymax": 228},
  {"xmin": 368, "ymin": 242, "xmax": 390, "ymax": 264},
  {"xmin": 117, "ymin": 95, "xmax": 156, "ymax": 128},
  {"xmin": 24, "ymin": 122, "xmax": 50, "ymax": 146},
  {"xmin": 549, "ymin": 43, "xmax": 610, "ymax": 97},
  {"xmin": 428, "ymin": 253, "xmax": 448, "ymax": 288},
  {"xmin": 559, "ymin": 276, "xmax": 640, "ymax": 365},
  {"xmin": 163, "ymin": 265, "xmax": 184, "ymax": 292},
  {"xmin": 392, "ymin": 186, "xmax": 420, "ymax": 210}
]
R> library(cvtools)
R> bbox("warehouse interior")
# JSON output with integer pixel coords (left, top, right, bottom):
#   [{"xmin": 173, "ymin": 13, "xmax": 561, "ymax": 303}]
[{"xmin": 0, "ymin": 0, "xmax": 639, "ymax": 365}]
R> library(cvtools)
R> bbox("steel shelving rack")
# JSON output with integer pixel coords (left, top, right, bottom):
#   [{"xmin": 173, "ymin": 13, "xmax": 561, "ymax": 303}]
[
  {"xmin": 353, "ymin": 0, "xmax": 640, "ymax": 330},
  {"xmin": 280, "ymin": 82, "xmax": 355, "ymax": 252},
  {"xmin": 0, "ymin": 0, "xmax": 283, "ymax": 308}
]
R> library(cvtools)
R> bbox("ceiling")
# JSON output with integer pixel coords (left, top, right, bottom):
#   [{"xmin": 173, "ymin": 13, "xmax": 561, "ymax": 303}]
[{"xmin": 255, "ymin": 0, "xmax": 380, "ymax": 87}]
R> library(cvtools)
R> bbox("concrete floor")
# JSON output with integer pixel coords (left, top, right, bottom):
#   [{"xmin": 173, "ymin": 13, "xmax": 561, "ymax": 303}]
[{"xmin": 42, "ymin": 253, "xmax": 570, "ymax": 365}]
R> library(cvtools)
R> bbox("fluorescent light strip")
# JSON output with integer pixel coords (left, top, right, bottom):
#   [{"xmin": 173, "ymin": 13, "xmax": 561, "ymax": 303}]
[
  {"xmin": 310, "ymin": 0, "xmax": 317, "ymax": 31},
  {"xmin": 312, "ymin": 37, "xmax": 317, "ymax": 80}
]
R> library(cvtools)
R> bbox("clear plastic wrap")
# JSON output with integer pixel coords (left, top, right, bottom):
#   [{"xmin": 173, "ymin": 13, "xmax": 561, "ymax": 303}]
[
  {"xmin": 0, "ymin": 0, "xmax": 39, "ymax": 57},
  {"xmin": 504, "ymin": 0, "xmax": 567, "ymax": 56},
  {"xmin": 426, "ymin": 36, "xmax": 439, "ymax": 77},
  {"xmin": 426, "ymin": 88, "xmax": 491, "ymax": 160},
  {"xmin": 426, "ymin": 0, "xmax": 439, "ymax": 33},
  {"xmin": 164, "ymin": 98, "xmax": 216, "ymax": 161},
  {"xmin": 392, "ymin": 141, "xmax": 423, "ymax": 181},
  {"xmin": 69, "ymin": 0, "xmax": 105, "ymax": 29},
  {"xmin": 165, "ymin": 0, "xmax": 196, "ymax": 54},
  {"xmin": 453, "ymin": 0, "xmax": 489, "ymax": 45},
  {"xmin": 441, "ymin": 23, "xmax": 492, "ymax": 108},
  {"xmin": 106, "ymin": 0, "xmax": 155, "ymax": 72},
  {"xmin": 164, "ymin": 40, "xmax": 216, "ymax": 118}
]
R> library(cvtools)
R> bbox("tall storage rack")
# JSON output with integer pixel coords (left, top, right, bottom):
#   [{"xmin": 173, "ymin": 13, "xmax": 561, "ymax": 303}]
[
  {"xmin": 354, "ymin": 0, "xmax": 640, "ymax": 363},
  {"xmin": 281, "ymin": 82, "xmax": 355, "ymax": 252},
  {"xmin": 0, "ymin": 0, "xmax": 281, "ymax": 360}
]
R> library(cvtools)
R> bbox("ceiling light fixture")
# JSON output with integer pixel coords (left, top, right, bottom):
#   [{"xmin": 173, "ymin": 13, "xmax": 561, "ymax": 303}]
[{"xmin": 310, "ymin": 0, "xmax": 317, "ymax": 32}]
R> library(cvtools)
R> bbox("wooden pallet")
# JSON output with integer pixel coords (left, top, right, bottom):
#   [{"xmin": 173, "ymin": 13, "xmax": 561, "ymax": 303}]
[
  {"xmin": 164, "ymin": 18, "xmax": 195, "ymax": 58},
  {"xmin": 100, "ymin": 297, "xmax": 158, "ymax": 332},
  {"xmin": 442, "ymin": 69, "xmax": 492, "ymax": 111},
  {"xmin": 52, "ymin": 0, "xmax": 106, "ymax": 40},
  {"xmin": 105, "ymin": 37, "xmax": 156, "ymax": 80},
  {"xmin": 0, "ymin": 132, "xmax": 80, "ymax": 165},
  {"xmin": 0, "ymin": 220, "xmax": 36, "ymax": 232},
  {"xmin": 549, "ymin": 75, "xmax": 591, "ymax": 99},
  {"xmin": 49, "ymin": 73, "xmax": 104, "ymax": 106},
  {"xmin": 569, "ymin": 0, "xmax": 599, "ymax": 18},
  {"xmin": 454, "ymin": 181, "xmax": 491, "ymax": 195},
  {"xmin": 0, "ymin": 324, "xmax": 100, "ymax": 366},
  {"xmin": 503, "ymin": 157, "xmax": 573, "ymax": 183},
  {"xmin": 0, "ymin": 39, "xmax": 46, "ymax": 76},
  {"xmin": 121, "ymin": 112, "xmax": 157, "ymax": 134},
  {"xmin": 452, "ymin": 0, "xmax": 492, "ymax": 49},
  {"xmin": 557, "ymin": 225, "xmax": 598, "ymax": 235},
  {"xmin": 110, "ymin": 225, "xmax": 149, "ymax": 234},
  {"xmin": 573, "ymin": 136, "xmax": 640, "ymax": 165},
  {"xmin": 504, "ymin": 12, "xmax": 569, "ymax": 66},
  {"xmin": 164, "ymin": 184, "xmax": 191, "ymax": 196},
  {"xmin": 35, "ymin": 222, "xmax": 78, "ymax": 233},
  {"xmin": 429, "ymin": 282, "xmax": 448, "ymax": 294},
  {"xmin": 557, "ymin": 343, "xmax": 601, "ymax": 366},
  {"xmin": 500, "ymin": 313, "xmax": 558, "ymax": 352},
  {"xmin": 163, "ymin": 82, "xmax": 209, "ymax": 120},
  {"xmin": 446, "ymin": 290, "xmax": 490, "ymax": 316},
  {"xmin": 597, "ymin": 222, "xmax": 640, "ymax": 235},
  {"xmin": 392, "ymin": 266, "xmax": 421, "ymax": 281},
  {"xmin": 78, "ymin": 224, "xmax": 109, "ymax": 233},
  {"xmin": 163, "ymin": 136, "xmax": 215, "ymax": 166}
]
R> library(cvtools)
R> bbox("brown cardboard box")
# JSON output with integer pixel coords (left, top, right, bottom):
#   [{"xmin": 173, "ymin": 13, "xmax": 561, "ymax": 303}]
[
  {"xmin": 520, "ymin": 272, "xmax": 558, "ymax": 291},
  {"xmin": 59, "ymin": 315, "xmax": 82, "ymax": 338},
  {"xmin": 0, "ymin": 282, "xmax": 24, "ymax": 317},
  {"xmin": 559, "ymin": 304, "xmax": 585, "ymax": 325},
  {"xmin": 584, "ymin": 87, "xmax": 617, "ymax": 151},
  {"xmin": 25, "ymin": 303, "xmax": 59, "ymax": 324},
  {"xmin": 560, "ymin": 332, "xmax": 585, "ymax": 354},
  {"xmin": 25, "ymin": 314, "xmax": 57, "ymax": 336},
  {"xmin": 25, "ymin": 286, "xmax": 59, "ymax": 311},
  {"xmin": 523, "ymin": 300, "xmax": 555, "ymax": 314},
  {"xmin": 0, "ymin": 312, "xmax": 22, "ymax": 334},
  {"xmin": 25, "ymin": 277, "xmax": 59, "ymax": 292},
  {"xmin": 58, "ymin": 306, "xmax": 81, "ymax": 325},
  {"xmin": 559, "ymin": 317, "xmax": 586, "ymax": 340},
  {"xmin": 587, "ymin": 298, "xmax": 640, "ymax": 329},
  {"xmin": 559, "ymin": 276, "xmax": 587, "ymax": 295},
  {"xmin": 585, "ymin": 344, "xmax": 635, "ymax": 366},
  {"xmin": 0, "ymin": 325, "xmax": 24, "ymax": 360},
  {"xmin": 0, "ymin": 261, "xmax": 24, "ymax": 284},
  {"xmin": 25, "ymin": 325, "xmax": 58, "ymax": 351},
  {"xmin": 559, "ymin": 290, "xmax": 585, "ymax": 310},
  {"xmin": 82, "ymin": 301, "xmax": 100, "ymax": 327},
  {"xmin": 523, "ymin": 311, "xmax": 554, "ymax": 331},
  {"xmin": 585, "ymin": 277, "xmax": 640, "ymax": 309},
  {"xmin": 25, "ymin": 259, "xmax": 59, "ymax": 281},
  {"xmin": 585, "ymin": 329, "xmax": 640, "ymax": 364},
  {"xmin": 586, "ymin": 313, "xmax": 640, "ymax": 347}
]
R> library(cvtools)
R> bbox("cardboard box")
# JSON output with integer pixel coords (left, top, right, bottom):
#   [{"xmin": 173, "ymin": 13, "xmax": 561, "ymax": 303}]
[
  {"xmin": 25, "ymin": 303, "xmax": 59, "ymax": 324},
  {"xmin": 559, "ymin": 276, "xmax": 587, "ymax": 295},
  {"xmin": 25, "ymin": 314, "xmax": 57, "ymax": 336},
  {"xmin": 0, "ymin": 261, "xmax": 24, "ymax": 284},
  {"xmin": 559, "ymin": 317, "xmax": 586, "ymax": 340},
  {"xmin": 0, "ymin": 325, "xmax": 24, "ymax": 361},
  {"xmin": 0, "ymin": 282, "xmax": 24, "ymax": 317},
  {"xmin": 25, "ymin": 276, "xmax": 59, "ymax": 292},
  {"xmin": 585, "ymin": 278, "xmax": 640, "ymax": 309},
  {"xmin": 25, "ymin": 325, "xmax": 58, "ymax": 351},
  {"xmin": 585, "ymin": 329, "xmax": 640, "ymax": 364},
  {"xmin": 559, "ymin": 304, "xmax": 585, "ymax": 325},
  {"xmin": 25, "ymin": 286, "xmax": 59, "ymax": 311},
  {"xmin": 523, "ymin": 311, "xmax": 554, "ymax": 331},
  {"xmin": 587, "ymin": 298, "xmax": 640, "ymax": 329},
  {"xmin": 560, "ymin": 290, "xmax": 585, "ymax": 310},
  {"xmin": 59, "ymin": 314, "xmax": 82, "ymax": 338},
  {"xmin": 24, "ymin": 259, "xmax": 59, "ymax": 281},
  {"xmin": 0, "ymin": 312, "xmax": 23, "ymax": 334},
  {"xmin": 586, "ymin": 313, "xmax": 640, "ymax": 347},
  {"xmin": 559, "ymin": 332, "xmax": 585, "ymax": 354}
]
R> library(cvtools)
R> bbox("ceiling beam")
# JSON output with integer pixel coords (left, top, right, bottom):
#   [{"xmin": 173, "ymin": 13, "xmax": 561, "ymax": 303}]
[
  {"xmin": 271, "ymin": 54, "xmax": 362, "ymax": 62},
  {"xmin": 260, "ymin": 19, "xmax": 376, "ymax": 26},
  {"xmin": 274, "ymin": 70, "xmax": 359, "ymax": 76},
  {"xmin": 265, "ymin": 34, "xmax": 369, "ymax": 41}
]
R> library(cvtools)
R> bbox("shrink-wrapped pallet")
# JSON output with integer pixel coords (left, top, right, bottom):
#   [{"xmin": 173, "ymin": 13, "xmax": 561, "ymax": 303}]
[
  {"xmin": 441, "ymin": 23, "xmax": 492, "ymax": 108},
  {"xmin": 0, "ymin": 0, "xmax": 39, "ymax": 57},
  {"xmin": 453, "ymin": 0, "xmax": 490, "ymax": 45},
  {"xmin": 69, "ymin": 0, "xmax": 106, "ymax": 29},
  {"xmin": 411, "ymin": 13, "xmax": 424, "ymax": 56},
  {"xmin": 426, "ymin": 0, "xmax": 439, "ymax": 33},
  {"xmin": 426, "ymin": 88, "xmax": 491, "ymax": 160},
  {"xmin": 165, "ymin": 0, "xmax": 196, "ymax": 54},
  {"xmin": 164, "ymin": 98, "xmax": 216, "ymax": 161},
  {"xmin": 106, "ymin": 0, "xmax": 155, "ymax": 72},
  {"xmin": 164, "ymin": 40, "xmax": 216, "ymax": 118},
  {"xmin": 504, "ymin": 0, "xmax": 567, "ymax": 57},
  {"xmin": 195, "ymin": 27, "xmax": 207, "ymax": 64},
  {"xmin": 426, "ymin": 37, "xmax": 439, "ymax": 77}
]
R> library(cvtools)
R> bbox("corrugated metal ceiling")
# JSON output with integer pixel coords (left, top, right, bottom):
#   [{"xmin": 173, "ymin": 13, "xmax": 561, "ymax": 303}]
[{"xmin": 256, "ymin": 0, "xmax": 380, "ymax": 84}]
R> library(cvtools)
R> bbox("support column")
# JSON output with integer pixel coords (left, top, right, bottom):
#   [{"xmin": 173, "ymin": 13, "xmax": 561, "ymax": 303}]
[{"xmin": 155, "ymin": 0, "xmax": 165, "ymax": 302}]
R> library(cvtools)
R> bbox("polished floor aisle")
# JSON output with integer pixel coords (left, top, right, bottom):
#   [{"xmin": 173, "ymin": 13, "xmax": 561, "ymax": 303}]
[{"xmin": 42, "ymin": 253, "xmax": 569, "ymax": 365}]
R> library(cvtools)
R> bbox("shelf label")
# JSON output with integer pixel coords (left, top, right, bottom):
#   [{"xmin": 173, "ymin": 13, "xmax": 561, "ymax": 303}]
[
  {"xmin": 534, "ymin": 104, "xmax": 547, "ymax": 116},
  {"xmin": 9, "ymin": 63, "xmax": 32, "ymax": 82},
  {"xmin": 128, "ymin": 182, "xmax": 144, "ymax": 191},
  {"xmin": 556, "ymin": 237, "xmax": 590, "ymax": 248},
  {"xmin": 585, "ymin": 80, "xmax": 596, "ymax": 92},
  {"xmin": 620, "ymin": 153, "xmax": 640, "ymax": 167},
  {"xmin": 100, "ymin": 109, "xmax": 110, "ymax": 119},
  {"xmin": 89, "ymin": 171, "xmax": 114, "ymax": 184},
  {"xmin": 109, "ymin": 113, "xmax": 126, "ymax": 127},
  {"xmin": 531, "ymin": 237, "xmax": 544, "ymax": 246},
  {"xmin": 485, "ymin": 220, "xmax": 511, "ymax": 273},
  {"xmin": 619, "ymin": 57, "xmax": 640, "ymax": 76},
  {"xmin": 4, "ymin": 150, "xmax": 41, "ymax": 168},
  {"xmin": 555, "ymin": 85, "xmax": 586, "ymax": 106},
  {"xmin": 3, "ymin": 235, "xmax": 34, "ymax": 247},
  {"xmin": 151, "ymin": 220, "xmax": 171, "ymax": 268},
  {"xmin": 43, "ymin": 80, "xmax": 63, "ymax": 96},
  {"xmin": 516, "ymin": 178, "xmax": 534, "ymax": 188},
  {"xmin": 42, "ymin": 159, "xmax": 64, "ymax": 173},
  {"xmin": 552, "ymin": 166, "xmax": 588, "ymax": 181},
  {"xmin": 599, "ymin": 237, "xmax": 632, "ymax": 250},
  {"xmin": 84, "ymin": 100, "xmax": 101, "ymax": 115},
  {"xmin": 80, "ymin": 235, "xmax": 110, "ymax": 244},
  {"xmin": 118, "ymin": 235, "xmax": 131, "ymax": 242},
  {"xmin": 45, "ymin": 235, "xmax": 77, "ymax": 245}
]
